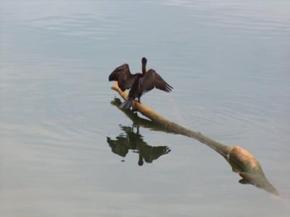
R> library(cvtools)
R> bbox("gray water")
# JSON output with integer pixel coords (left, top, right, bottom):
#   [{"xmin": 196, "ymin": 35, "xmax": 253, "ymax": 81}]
[{"xmin": 1, "ymin": 0, "xmax": 290, "ymax": 216}]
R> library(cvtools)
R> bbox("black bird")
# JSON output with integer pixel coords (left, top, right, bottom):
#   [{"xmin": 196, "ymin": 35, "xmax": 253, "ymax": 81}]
[
  {"xmin": 121, "ymin": 57, "xmax": 173, "ymax": 109},
  {"xmin": 108, "ymin": 63, "xmax": 140, "ymax": 91}
]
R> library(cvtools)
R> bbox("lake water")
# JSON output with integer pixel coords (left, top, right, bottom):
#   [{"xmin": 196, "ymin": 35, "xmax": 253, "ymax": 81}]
[{"xmin": 1, "ymin": 0, "xmax": 290, "ymax": 216}]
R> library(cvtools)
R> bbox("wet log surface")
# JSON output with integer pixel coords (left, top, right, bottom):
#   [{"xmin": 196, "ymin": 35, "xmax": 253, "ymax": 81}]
[{"xmin": 111, "ymin": 82, "xmax": 278, "ymax": 195}]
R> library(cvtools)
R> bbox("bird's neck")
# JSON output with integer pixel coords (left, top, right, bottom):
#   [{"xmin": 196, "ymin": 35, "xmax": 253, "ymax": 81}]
[{"xmin": 142, "ymin": 63, "xmax": 146, "ymax": 75}]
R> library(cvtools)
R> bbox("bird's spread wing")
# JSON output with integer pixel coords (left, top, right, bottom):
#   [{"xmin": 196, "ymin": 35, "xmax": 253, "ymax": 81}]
[
  {"xmin": 146, "ymin": 69, "xmax": 173, "ymax": 92},
  {"xmin": 109, "ymin": 64, "xmax": 131, "ymax": 81},
  {"xmin": 109, "ymin": 64, "xmax": 134, "ymax": 91}
]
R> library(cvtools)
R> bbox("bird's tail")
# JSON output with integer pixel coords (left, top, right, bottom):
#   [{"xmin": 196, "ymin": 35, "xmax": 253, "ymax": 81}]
[{"xmin": 120, "ymin": 100, "xmax": 133, "ymax": 109}]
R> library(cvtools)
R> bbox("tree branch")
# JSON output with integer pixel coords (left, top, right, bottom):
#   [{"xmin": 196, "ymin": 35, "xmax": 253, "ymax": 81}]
[{"xmin": 111, "ymin": 82, "xmax": 278, "ymax": 195}]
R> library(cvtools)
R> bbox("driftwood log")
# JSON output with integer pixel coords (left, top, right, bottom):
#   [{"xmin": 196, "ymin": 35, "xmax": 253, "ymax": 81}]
[{"xmin": 111, "ymin": 82, "xmax": 278, "ymax": 195}]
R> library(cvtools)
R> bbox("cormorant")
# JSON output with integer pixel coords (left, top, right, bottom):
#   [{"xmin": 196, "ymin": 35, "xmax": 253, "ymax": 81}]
[{"xmin": 121, "ymin": 57, "xmax": 173, "ymax": 109}]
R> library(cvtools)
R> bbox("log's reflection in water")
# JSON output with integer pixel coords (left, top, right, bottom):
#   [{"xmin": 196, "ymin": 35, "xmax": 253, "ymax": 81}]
[{"xmin": 107, "ymin": 124, "xmax": 170, "ymax": 166}]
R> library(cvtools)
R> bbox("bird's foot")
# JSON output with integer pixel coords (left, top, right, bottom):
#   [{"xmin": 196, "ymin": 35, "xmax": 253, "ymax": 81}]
[{"xmin": 132, "ymin": 108, "xmax": 138, "ymax": 114}]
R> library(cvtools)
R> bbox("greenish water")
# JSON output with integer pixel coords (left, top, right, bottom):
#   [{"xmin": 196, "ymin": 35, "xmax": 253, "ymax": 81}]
[{"xmin": 1, "ymin": 0, "xmax": 290, "ymax": 216}]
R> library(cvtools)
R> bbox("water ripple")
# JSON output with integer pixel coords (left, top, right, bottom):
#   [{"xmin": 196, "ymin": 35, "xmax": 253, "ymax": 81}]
[{"xmin": 164, "ymin": 0, "xmax": 290, "ymax": 37}]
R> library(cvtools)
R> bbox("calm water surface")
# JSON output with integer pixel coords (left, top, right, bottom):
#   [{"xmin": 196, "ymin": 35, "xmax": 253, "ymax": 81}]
[{"xmin": 1, "ymin": 0, "xmax": 290, "ymax": 216}]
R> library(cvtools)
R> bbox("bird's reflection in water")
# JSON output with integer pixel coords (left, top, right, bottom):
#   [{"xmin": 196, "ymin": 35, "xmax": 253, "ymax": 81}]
[{"xmin": 107, "ymin": 125, "xmax": 170, "ymax": 166}]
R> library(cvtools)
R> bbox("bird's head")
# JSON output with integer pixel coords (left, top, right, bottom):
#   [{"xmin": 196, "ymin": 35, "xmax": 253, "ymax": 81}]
[{"xmin": 141, "ymin": 57, "xmax": 147, "ymax": 65}]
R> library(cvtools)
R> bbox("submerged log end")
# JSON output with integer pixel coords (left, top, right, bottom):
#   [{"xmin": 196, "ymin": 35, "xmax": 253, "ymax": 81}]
[
  {"xmin": 228, "ymin": 146, "xmax": 261, "ymax": 173},
  {"xmin": 228, "ymin": 145, "xmax": 279, "ymax": 195}
]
